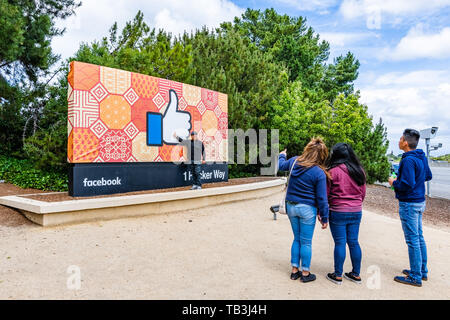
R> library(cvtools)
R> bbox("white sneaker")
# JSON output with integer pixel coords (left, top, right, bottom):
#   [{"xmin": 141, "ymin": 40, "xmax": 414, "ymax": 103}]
[{"xmin": 190, "ymin": 185, "xmax": 198, "ymax": 190}]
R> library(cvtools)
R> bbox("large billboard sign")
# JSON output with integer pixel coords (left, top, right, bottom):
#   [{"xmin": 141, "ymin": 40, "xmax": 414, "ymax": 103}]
[
  {"xmin": 67, "ymin": 61, "xmax": 228, "ymax": 196},
  {"xmin": 67, "ymin": 61, "xmax": 228, "ymax": 163}
]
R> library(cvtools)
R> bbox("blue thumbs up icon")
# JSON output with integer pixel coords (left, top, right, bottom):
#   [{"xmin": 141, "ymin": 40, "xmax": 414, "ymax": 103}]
[{"xmin": 146, "ymin": 89, "xmax": 192, "ymax": 146}]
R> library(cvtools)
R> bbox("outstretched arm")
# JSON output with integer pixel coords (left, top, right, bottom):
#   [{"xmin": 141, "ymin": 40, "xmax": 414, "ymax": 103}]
[{"xmin": 278, "ymin": 150, "xmax": 295, "ymax": 172}]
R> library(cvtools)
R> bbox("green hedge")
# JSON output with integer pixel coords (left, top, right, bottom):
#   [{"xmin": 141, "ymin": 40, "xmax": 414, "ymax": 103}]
[
  {"xmin": 0, "ymin": 156, "xmax": 68, "ymax": 191},
  {"xmin": 0, "ymin": 156, "xmax": 259, "ymax": 191}
]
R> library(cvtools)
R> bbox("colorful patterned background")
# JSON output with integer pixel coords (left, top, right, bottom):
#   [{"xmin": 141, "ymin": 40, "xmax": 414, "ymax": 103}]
[{"xmin": 67, "ymin": 61, "xmax": 228, "ymax": 163}]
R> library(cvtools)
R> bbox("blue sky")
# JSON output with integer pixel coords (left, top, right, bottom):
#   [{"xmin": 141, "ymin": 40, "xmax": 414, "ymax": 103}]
[{"xmin": 52, "ymin": 0, "xmax": 450, "ymax": 156}]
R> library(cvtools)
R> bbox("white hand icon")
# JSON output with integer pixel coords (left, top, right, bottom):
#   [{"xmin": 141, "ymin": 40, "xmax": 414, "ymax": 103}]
[{"xmin": 162, "ymin": 89, "xmax": 192, "ymax": 144}]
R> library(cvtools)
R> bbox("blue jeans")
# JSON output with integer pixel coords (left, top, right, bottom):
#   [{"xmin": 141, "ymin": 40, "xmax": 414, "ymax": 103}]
[
  {"xmin": 190, "ymin": 163, "xmax": 202, "ymax": 186},
  {"xmin": 286, "ymin": 201, "xmax": 317, "ymax": 271},
  {"xmin": 399, "ymin": 201, "xmax": 428, "ymax": 281},
  {"xmin": 329, "ymin": 211, "xmax": 362, "ymax": 277}
]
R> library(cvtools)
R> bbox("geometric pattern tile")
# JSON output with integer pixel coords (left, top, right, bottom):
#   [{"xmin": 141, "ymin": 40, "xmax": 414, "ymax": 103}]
[
  {"xmin": 202, "ymin": 110, "xmax": 218, "ymax": 137},
  {"xmin": 131, "ymin": 98, "xmax": 159, "ymax": 131},
  {"xmin": 99, "ymin": 130, "xmax": 132, "ymax": 162},
  {"xmin": 178, "ymin": 96, "xmax": 188, "ymax": 111},
  {"xmin": 71, "ymin": 62, "xmax": 100, "ymax": 91},
  {"xmin": 68, "ymin": 90, "xmax": 99, "ymax": 128},
  {"xmin": 123, "ymin": 121, "xmax": 139, "ymax": 140},
  {"xmin": 186, "ymin": 105, "xmax": 202, "ymax": 133},
  {"xmin": 100, "ymin": 66, "xmax": 131, "ymax": 95},
  {"xmin": 214, "ymin": 105, "xmax": 222, "ymax": 118},
  {"xmin": 132, "ymin": 132, "xmax": 159, "ymax": 162},
  {"xmin": 218, "ymin": 92, "xmax": 228, "ymax": 113},
  {"xmin": 90, "ymin": 118, "xmax": 108, "ymax": 139},
  {"xmin": 218, "ymin": 113, "xmax": 228, "ymax": 139},
  {"xmin": 123, "ymin": 87, "xmax": 139, "ymax": 106},
  {"xmin": 131, "ymin": 73, "xmax": 158, "ymax": 99},
  {"xmin": 159, "ymin": 79, "xmax": 183, "ymax": 103},
  {"xmin": 196, "ymin": 100, "xmax": 206, "ymax": 116},
  {"xmin": 198, "ymin": 128, "xmax": 206, "ymax": 142},
  {"xmin": 94, "ymin": 156, "xmax": 104, "ymax": 163},
  {"xmin": 72, "ymin": 128, "xmax": 99, "ymax": 162},
  {"xmin": 67, "ymin": 82, "xmax": 74, "ymax": 102},
  {"xmin": 201, "ymin": 88, "xmax": 218, "ymax": 110},
  {"xmin": 90, "ymin": 82, "xmax": 109, "ymax": 102},
  {"xmin": 204, "ymin": 136, "xmax": 217, "ymax": 160},
  {"xmin": 152, "ymin": 92, "xmax": 166, "ymax": 110},
  {"xmin": 99, "ymin": 95, "xmax": 131, "ymax": 130},
  {"xmin": 183, "ymin": 83, "xmax": 201, "ymax": 106},
  {"xmin": 127, "ymin": 155, "xmax": 138, "ymax": 162},
  {"xmin": 214, "ymin": 129, "xmax": 223, "ymax": 145},
  {"xmin": 68, "ymin": 118, "xmax": 73, "ymax": 138}
]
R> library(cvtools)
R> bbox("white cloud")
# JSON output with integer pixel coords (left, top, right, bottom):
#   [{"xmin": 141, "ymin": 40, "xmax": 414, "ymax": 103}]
[
  {"xmin": 379, "ymin": 25, "xmax": 450, "ymax": 60},
  {"xmin": 52, "ymin": 0, "xmax": 243, "ymax": 59},
  {"xmin": 275, "ymin": 0, "xmax": 339, "ymax": 11},
  {"xmin": 339, "ymin": 0, "xmax": 450, "ymax": 29},
  {"xmin": 359, "ymin": 70, "xmax": 450, "ymax": 154}
]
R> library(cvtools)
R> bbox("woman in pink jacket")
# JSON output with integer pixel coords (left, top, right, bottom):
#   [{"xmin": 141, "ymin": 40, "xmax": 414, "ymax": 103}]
[{"xmin": 326, "ymin": 143, "xmax": 366, "ymax": 285}]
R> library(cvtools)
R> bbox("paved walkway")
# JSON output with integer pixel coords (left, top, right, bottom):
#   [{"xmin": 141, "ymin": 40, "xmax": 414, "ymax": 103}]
[
  {"xmin": 0, "ymin": 191, "xmax": 449, "ymax": 299},
  {"xmin": 430, "ymin": 166, "xmax": 450, "ymax": 199}
]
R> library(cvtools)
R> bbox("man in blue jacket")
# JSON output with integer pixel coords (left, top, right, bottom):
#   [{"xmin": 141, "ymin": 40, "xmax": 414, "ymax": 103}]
[{"xmin": 389, "ymin": 128, "xmax": 432, "ymax": 287}]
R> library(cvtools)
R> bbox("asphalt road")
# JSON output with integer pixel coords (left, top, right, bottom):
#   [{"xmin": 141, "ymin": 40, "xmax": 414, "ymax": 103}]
[{"xmin": 429, "ymin": 166, "xmax": 450, "ymax": 199}]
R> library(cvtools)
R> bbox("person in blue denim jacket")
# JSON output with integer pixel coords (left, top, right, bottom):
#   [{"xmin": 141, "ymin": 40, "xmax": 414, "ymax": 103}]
[
  {"xmin": 278, "ymin": 137, "xmax": 330, "ymax": 283},
  {"xmin": 389, "ymin": 128, "xmax": 433, "ymax": 287}
]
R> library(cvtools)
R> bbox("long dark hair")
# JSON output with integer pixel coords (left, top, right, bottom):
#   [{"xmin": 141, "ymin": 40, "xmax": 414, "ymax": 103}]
[{"xmin": 327, "ymin": 143, "xmax": 366, "ymax": 186}]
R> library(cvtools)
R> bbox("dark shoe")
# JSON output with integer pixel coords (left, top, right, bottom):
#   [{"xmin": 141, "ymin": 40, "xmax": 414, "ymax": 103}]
[
  {"xmin": 300, "ymin": 272, "xmax": 316, "ymax": 283},
  {"xmin": 344, "ymin": 272, "xmax": 362, "ymax": 284},
  {"xmin": 394, "ymin": 275, "xmax": 422, "ymax": 287},
  {"xmin": 290, "ymin": 271, "xmax": 301, "ymax": 280},
  {"xmin": 402, "ymin": 269, "xmax": 428, "ymax": 281},
  {"xmin": 326, "ymin": 273, "xmax": 342, "ymax": 285}
]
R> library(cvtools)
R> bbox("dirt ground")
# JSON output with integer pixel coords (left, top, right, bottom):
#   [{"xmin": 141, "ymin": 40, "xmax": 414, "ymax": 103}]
[
  {"xmin": 364, "ymin": 184, "xmax": 450, "ymax": 229},
  {"xmin": 0, "ymin": 182, "xmax": 449, "ymax": 299}
]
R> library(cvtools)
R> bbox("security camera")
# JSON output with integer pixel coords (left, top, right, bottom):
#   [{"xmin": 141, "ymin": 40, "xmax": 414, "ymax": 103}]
[
  {"xmin": 420, "ymin": 127, "xmax": 439, "ymax": 139},
  {"xmin": 431, "ymin": 143, "xmax": 442, "ymax": 148}
]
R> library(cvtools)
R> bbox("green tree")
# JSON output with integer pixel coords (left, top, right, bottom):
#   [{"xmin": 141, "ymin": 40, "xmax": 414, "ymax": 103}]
[
  {"xmin": 74, "ymin": 10, "xmax": 192, "ymax": 82},
  {"xmin": 359, "ymin": 118, "xmax": 390, "ymax": 183},
  {"xmin": 0, "ymin": 0, "xmax": 80, "ymax": 155},
  {"xmin": 321, "ymin": 52, "xmax": 360, "ymax": 102},
  {"xmin": 0, "ymin": 0, "xmax": 81, "ymax": 86},
  {"xmin": 270, "ymin": 81, "xmax": 332, "ymax": 156},
  {"xmin": 184, "ymin": 27, "xmax": 288, "ymax": 130},
  {"xmin": 223, "ymin": 8, "xmax": 360, "ymax": 102},
  {"xmin": 224, "ymin": 8, "xmax": 329, "ymax": 86}
]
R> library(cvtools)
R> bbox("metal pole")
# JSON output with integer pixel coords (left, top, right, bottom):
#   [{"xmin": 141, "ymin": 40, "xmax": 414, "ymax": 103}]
[{"xmin": 426, "ymin": 138, "xmax": 431, "ymax": 198}]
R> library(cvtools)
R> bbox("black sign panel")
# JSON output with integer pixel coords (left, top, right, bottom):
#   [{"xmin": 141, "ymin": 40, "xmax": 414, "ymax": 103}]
[{"xmin": 68, "ymin": 162, "xmax": 228, "ymax": 197}]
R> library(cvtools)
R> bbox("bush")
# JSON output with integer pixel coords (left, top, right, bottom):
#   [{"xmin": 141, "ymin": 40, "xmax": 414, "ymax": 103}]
[{"xmin": 0, "ymin": 156, "xmax": 68, "ymax": 191}]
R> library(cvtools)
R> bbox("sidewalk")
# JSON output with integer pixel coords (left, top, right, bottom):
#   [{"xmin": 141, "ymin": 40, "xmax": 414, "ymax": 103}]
[{"xmin": 0, "ymin": 191, "xmax": 449, "ymax": 299}]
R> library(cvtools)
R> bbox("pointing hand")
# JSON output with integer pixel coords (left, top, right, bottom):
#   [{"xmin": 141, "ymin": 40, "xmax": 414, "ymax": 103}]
[{"xmin": 146, "ymin": 89, "xmax": 192, "ymax": 146}]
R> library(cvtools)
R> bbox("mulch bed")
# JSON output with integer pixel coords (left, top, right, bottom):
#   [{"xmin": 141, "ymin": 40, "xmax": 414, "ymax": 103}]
[
  {"xmin": 364, "ymin": 184, "xmax": 450, "ymax": 229},
  {"xmin": 0, "ymin": 183, "xmax": 45, "ymax": 227},
  {"xmin": 18, "ymin": 177, "xmax": 280, "ymax": 202}
]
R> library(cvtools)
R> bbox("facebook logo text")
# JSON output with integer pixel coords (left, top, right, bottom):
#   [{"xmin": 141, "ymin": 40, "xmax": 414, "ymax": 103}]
[{"xmin": 83, "ymin": 177, "xmax": 122, "ymax": 187}]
